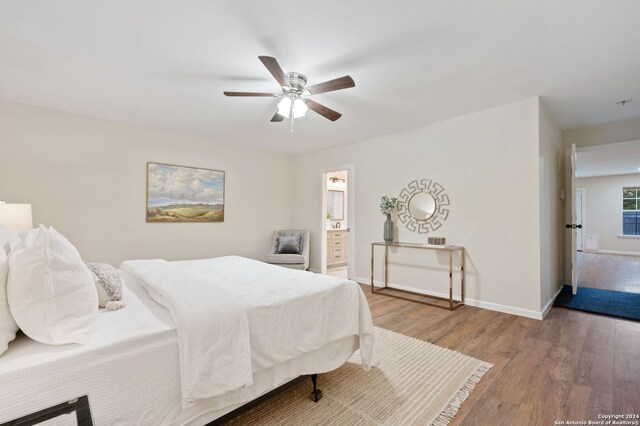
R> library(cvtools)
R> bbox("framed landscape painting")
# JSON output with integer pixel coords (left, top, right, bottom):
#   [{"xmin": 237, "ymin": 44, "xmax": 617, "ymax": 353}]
[{"xmin": 146, "ymin": 162, "xmax": 225, "ymax": 223}]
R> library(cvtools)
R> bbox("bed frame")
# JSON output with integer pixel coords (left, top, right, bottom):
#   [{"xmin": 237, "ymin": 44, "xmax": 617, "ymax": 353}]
[
  {"xmin": 0, "ymin": 395, "xmax": 93, "ymax": 426},
  {"xmin": 0, "ymin": 375, "xmax": 322, "ymax": 426},
  {"xmin": 207, "ymin": 374, "xmax": 322, "ymax": 425}
]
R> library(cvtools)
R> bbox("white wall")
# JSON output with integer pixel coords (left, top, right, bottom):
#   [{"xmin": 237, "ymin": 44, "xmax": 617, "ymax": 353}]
[
  {"xmin": 0, "ymin": 99, "xmax": 294, "ymax": 265},
  {"xmin": 538, "ymin": 100, "xmax": 563, "ymax": 311},
  {"xmin": 292, "ymin": 97, "xmax": 545, "ymax": 317},
  {"xmin": 576, "ymin": 174, "xmax": 640, "ymax": 254}
]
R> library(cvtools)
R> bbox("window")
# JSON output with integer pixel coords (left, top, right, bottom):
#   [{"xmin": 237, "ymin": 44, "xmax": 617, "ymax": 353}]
[{"xmin": 622, "ymin": 188, "xmax": 640, "ymax": 235}]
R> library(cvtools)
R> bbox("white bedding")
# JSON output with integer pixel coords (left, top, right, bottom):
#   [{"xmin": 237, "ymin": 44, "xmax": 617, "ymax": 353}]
[
  {"xmin": 0, "ymin": 259, "xmax": 373, "ymax": 425},
  {"xmin": 121, "ymin": 256, "xmax": 374, "ymax": 408},
  {"xmin": 121, "ymin": 259, "xmax": 253, "ymax": 406}
]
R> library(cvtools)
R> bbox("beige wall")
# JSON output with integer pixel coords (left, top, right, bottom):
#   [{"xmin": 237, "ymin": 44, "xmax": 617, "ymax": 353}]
[
  {"xmin": 0, "ymin": 99, "xmax": 294, "ymax": 265},
  {"xmin": 292, "ymin": 98, "xmax": 545, "ymax": 317},
  {"xmin": 576, "ymin": 174, "xmax": 640, "ymax": 254},
  {"xmin": 1, "ymin": 95, "xmax": 566, "ymax": 318},
  {"xmin": 538, "ymin": 100, "xmax": 564, "ymax": 310},
  {"xmin": 563, "ymin": 117, "xmax": 640, "ymax": 149}
]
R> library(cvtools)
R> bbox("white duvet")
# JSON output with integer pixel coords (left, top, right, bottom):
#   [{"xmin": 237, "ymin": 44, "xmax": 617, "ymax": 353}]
[{"xmin": 121, "ymin": 256, "xmax": 374, "ymax": 408}]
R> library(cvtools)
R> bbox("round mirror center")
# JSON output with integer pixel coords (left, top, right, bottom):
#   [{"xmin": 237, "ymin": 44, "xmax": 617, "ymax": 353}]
[{"xmin": 408, "ymin": 192, "xmax": 436, "ymax": 220}]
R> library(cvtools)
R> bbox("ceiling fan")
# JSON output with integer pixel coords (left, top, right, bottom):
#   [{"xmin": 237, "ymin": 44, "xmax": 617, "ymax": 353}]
[{"xmin": 223, "ymin": 56, "xmax": 355, "ymax": 131}]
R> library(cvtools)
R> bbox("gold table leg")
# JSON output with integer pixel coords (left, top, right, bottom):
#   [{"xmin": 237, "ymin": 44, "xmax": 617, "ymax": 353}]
[
  {"xmin": 384, "ymin": 244, "xmax": 389, "ymax": 289},
  {"xmin": 449, "ymin": 250, "xmax": 453, "ymax": 310},
  {"xmin": 370, "ymin": 243, "xmax": 374, "ymax": 293},
  {"xmin": 461, "ymin": 248, "xmax": 465, "ymax": 305}
]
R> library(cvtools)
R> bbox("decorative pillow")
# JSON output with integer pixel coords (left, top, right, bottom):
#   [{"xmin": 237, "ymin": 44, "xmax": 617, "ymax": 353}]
[
  {"xmin": 7, "ymin": 226, "xmax": 98, "ymax": 345},
  {"xmin": 86, "ymin": 262, "xmax": 125, "ymax": 311},
  {"xmin": 0, "ymin": 248, "xmax": 19, "ymax": 356},
  {"xmin": 276, "ymin": 235, "xmax": 302, "ymax": 254}
]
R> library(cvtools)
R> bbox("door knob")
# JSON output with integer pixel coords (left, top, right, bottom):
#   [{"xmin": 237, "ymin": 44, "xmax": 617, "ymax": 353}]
[{"xmin": 565, "ymin": 224, "xmax": 583, "ymax": 229}]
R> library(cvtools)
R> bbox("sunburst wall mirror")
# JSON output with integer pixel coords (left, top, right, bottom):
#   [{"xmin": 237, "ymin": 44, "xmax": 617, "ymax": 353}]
[{"xmin": 397, "ymin": 179, "xmax": 450, "ymax": 234}]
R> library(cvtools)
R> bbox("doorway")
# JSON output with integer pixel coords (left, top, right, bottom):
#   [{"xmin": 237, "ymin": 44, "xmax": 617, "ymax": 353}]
[
  {"xmin": 320, "ymin": 165, "xmax": 355, "ymax": 279},
  {"xmin": 559, "ymin": 140, "xmax": 640, "ymax": 320},
  {"xmin": 573, "ymin": 140, "xmax": 640, "ymax": 294}
]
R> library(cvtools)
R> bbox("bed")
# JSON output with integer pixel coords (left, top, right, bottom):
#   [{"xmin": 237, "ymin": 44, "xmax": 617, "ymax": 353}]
[{"xmin": 0, "ymin": 256, "xmax": 374, "ymax": 425}]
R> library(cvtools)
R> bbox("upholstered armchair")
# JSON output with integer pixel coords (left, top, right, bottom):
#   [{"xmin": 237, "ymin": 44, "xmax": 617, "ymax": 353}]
[{"xmin": 265, "ymin": 230, "xmax": 310, "ymax": 270}]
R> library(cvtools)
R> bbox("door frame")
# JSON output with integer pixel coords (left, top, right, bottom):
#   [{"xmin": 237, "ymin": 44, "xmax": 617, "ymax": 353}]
[
  {"xmin": 575, "ymin": 188, "xmax": 586, "ymax": 251},
  {"xmin": 319, "ymin": 164, "xmax": 355, "ymax": 278},
  {"xmin": 570, "ymin": 143, "xmax": 578, "ymax": 294}
]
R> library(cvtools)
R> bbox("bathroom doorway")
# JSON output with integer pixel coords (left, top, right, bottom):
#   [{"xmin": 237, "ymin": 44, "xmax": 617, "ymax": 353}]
[{"xmin": 320, "ymin": 165, "xmax": 354, "ymax": 279}]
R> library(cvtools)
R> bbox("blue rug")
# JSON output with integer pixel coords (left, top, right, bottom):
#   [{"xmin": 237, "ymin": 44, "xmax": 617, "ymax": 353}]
[{"xmin": 553, "ymin": 285, "xmax": 640, "ymax": 321}]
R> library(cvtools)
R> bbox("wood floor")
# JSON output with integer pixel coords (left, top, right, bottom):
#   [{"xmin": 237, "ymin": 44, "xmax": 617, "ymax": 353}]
[
  {"xmin": 363, "ymin": 285, "xmax": 640, "ymax": 425},
  {"xmin": 578, "ymin": 251, "xmax": 640, "ymax": 294}
]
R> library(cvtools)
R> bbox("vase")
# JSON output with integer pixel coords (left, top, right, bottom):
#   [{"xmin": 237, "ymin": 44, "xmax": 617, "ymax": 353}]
[{"xmin": 383, "ymin": 214, "xmax": 394, "ymax": 243}]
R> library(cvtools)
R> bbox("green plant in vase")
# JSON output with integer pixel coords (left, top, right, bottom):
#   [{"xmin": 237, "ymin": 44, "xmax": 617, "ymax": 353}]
[{"xmin": 380, "ymin": 195, "xmax": 398, "ymax": 243}]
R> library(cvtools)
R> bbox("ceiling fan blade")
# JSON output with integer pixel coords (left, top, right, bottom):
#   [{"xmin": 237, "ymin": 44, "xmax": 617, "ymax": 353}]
[
  {"xmin": 306, "ymin": 76, "xmax": 355, "ymax": 95},
  {"xmin": 223, "ymin": 91, "xmax": 275, "ymax": 97},
  {"xmin": 258, "ymin": 56, "xmax": 288, "ymax": 87},
  {"xmin": 270, "ymin": 111, "xmax": 285, "ymax": 122},
  {"xmin": 306, "ymin": 100, "xmax": 342, "ymax": 121}
]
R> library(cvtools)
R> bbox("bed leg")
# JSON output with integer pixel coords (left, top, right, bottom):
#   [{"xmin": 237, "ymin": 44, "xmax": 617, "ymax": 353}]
[{"xmin": 310, "ymin": 374, "xmax": 323, "ymax": 402}]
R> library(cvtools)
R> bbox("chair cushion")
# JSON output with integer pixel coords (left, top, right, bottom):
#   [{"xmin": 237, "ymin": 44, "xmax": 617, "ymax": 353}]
[
  {"xmin": 276, "ymin": 236, "xmax": 301, "ymax": 254},
  {"xmin": 265, "ymin": 253, "xmax": 305, "ymax": 265}
]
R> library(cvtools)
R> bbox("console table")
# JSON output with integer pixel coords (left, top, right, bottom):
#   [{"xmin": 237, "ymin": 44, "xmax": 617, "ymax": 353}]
[{"xmin": 370, "ymin": 242, "xmax": 465, "ymax": 310}]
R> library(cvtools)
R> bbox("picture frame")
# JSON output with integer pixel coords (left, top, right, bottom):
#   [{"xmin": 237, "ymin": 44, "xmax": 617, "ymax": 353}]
[{"xmin": 146, "ymin": 162, "xmax": 225, "ymax": 223}]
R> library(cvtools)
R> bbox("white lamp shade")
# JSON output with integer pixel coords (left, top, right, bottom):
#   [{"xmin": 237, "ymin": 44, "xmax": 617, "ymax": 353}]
[
  {"xmin": 0, "ymin": 203, "xmax": 33, "ymax": 231},
  {"xmin": 277, "ymin": 97, "xmax": 308, "ymax": 118}
]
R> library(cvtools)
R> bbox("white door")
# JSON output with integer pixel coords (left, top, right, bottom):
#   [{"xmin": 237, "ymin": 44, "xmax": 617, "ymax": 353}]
[
  {"xmin": 575, "ymin": 189, "xmax": 584, "ymax": 251},
  {"xmin": 570, "ymin": 144, "xmax": 578, "ymax": 294}
]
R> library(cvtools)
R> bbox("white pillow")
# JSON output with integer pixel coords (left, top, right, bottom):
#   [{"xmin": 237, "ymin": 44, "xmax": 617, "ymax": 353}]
[
  {"xmin": 0, "ymin": 248, "xmax": 19, "ymax": 355},
  {"xmin": 7, "ymin": 226, "xmax": 98, "ymax": 345},
  {"xmin": 0, "ymin": 225, "xmax": 21, "ymax": 253}
]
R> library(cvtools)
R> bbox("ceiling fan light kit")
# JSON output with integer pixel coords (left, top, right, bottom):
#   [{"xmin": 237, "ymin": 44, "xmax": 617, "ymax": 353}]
[
  {"xmin": 224, "ymin": 56, "xmax": 355, "ymax": 132},
  {"xmin": 277, "ymin": 96, "xmax": 308, "ymax": 119}
]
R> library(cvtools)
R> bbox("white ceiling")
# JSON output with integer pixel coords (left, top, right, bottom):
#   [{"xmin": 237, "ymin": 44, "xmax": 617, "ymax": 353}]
[
  {"xmin": 577, "ymin": 141, "xmax": 640, "ymax": 178},
  {"xmin": 1, "ymin": 1, "xmax": 640, "ymax": 155}
]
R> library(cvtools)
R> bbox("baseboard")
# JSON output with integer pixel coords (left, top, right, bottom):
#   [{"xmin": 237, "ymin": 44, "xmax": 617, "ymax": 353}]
[
  {"xmin": 353, "ymin": 277, "xmax": 545, "ymax": 320},
  {"xmin": 541, "ymin": 286, "xmax": 563, "ymax": 319},
  {"xmin": 583, "ymin": 249, "xmax": 640, "ymax": 257}
]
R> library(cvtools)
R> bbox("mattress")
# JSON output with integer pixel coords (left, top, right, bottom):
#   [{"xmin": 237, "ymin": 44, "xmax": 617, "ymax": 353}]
[{"xmin": 0, "ymin": 270, "xmax": 360, "ymax": 425}]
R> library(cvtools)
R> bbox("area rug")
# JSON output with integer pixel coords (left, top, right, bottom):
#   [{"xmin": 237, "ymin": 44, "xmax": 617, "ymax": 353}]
[
  {"xmin": 225, "ymin": 327, "xmax": 493, "ymax": 425},
  {"xmin": 554, "ymin": 284, "xmax": 640, "ymax": 321}
]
